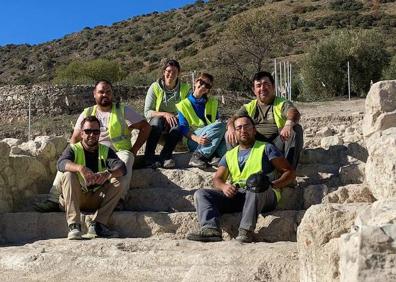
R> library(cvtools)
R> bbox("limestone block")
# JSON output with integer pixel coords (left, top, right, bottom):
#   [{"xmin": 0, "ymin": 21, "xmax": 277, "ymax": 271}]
[
  {"xmin": 303, "ymin": 184, "xmax": 331, "ymax": 209},
  {"xmin": 322, "ymin": 184, "xmax": 375, "ymax": 204},
  {"xmin": 321, "ymin": 136, "xmax": 343, "ymax": 149},
  {"xmin": 316, "ymin": 127, "xmax": 333, "ymax": 137},
  {"xmin": 339, "ymin": 159, "xmax": 365, "ymax": 185},
  {"xmin": 339, "ymin": 199, "xmax": 396, "ymax": 282},
  {"xmin": 363, "ymin": 80, "xmax": 396, "ymax": 139},
  {"xmin": 1, "ymin": 138, "xmax": 22, "ymax": 148},
  {"xmin": 0, "ymin": 141, "xmax": 10, "ymax": 159},
  {"xmin": 17, "ymin": 138, "xmax": 56, "ymax": 161},
  {"xmin": 297, "ymin": 203, "xmax": 369, "ymax": 282},
  {"xmin": 365, "ymin": 128, "xmax": 396, "ymax": 199},
  {"xmin": 46, "ymin": 136, "xmax": 68, "ymax": 156},
  {"xmin": 299, "ymin": 146, "xmax": 348, "ymax": 165},
  {"xmin": 346, "ymin": 142, "xmax": 368, "ymax": 162}
]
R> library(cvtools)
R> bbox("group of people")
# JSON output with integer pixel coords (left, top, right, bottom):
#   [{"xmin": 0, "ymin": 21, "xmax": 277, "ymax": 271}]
[{"xmin": 34, "ymin": 59, "xmax": 303, "ymax": 243}]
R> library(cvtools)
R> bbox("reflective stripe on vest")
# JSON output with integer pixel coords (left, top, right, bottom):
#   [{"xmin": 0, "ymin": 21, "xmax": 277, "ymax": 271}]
[
  {"xmin": 175, "ymin": 96, "xmax": 218, "ymax": 130},
  {"xmin": 152, "ymin": 82, "xmax": 190, "ymax": 112},
  {"xmin": 225, "ymin": 140, "xmax": 281, "ymax": 202},
  {"xmin": 83, "ymin": 103, "xmax": 131, "ymax": 152},
  {"xmin": 70, "ymin": 142, "xmax": 109, "ymax": 192},
  {"xmin": 244, "ymin": 97, "xmax": 287, "ymax": 129}
]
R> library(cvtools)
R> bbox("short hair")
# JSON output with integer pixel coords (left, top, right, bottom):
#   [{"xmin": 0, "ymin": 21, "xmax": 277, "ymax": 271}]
[
  {"xmin": 232, "ymin": 114, "xmax": 256, "ymax": 128},
  {"xmin": 81, "ymin": 115, "xmax": 101, "ymax": 129},
  {"xmin": 162, "ymin": 59, "xmax": 181, "ymax": 72},
  {"xmin": 94, "ymin": 79, "xmax": 113, "ymax": 90},
  {"xmin": 252, "ymin": 71, "xmax": 275, "ymax": 86},
  {"xmin": 196, "ymin": 72, "xmax": 214, "ymax": 84}
]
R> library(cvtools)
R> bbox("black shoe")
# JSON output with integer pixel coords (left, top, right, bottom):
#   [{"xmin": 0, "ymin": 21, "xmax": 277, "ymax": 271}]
[
  {"xmin": 84, "ymin": 221, "xmax": 119, "ymax": 238},
  {"xmin": 33, "ymin": 199, "xmax": 61, "ymax": 212},
  {"xmin": 236, "ymin": 228, "xmax": 253, "ymax": 243},
  {"xmin": 68, "ymin": 223, "xmax": 82, "ymax": 240},
  {"xmin": 189, "ymin": 152, "xmax": 208, "ymax": 169},
  {"xmin": 186, "ymin": 227, "xmax": 222, "ymax": 242}
]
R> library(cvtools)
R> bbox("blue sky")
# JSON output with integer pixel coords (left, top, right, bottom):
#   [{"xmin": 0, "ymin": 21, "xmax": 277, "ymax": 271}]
[{"xmin": 0, "ymin": 0, "xmax": 197, "ymax": 46}]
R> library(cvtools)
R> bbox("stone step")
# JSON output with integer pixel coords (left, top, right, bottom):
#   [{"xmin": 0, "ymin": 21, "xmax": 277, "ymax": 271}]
[
  {"xmin": 0, "ymin": 237, "xmax": 299, "ymax": 282},
  {"xmin": 0, "ymin": 210, "xmax": 304, "ymax": 245}
]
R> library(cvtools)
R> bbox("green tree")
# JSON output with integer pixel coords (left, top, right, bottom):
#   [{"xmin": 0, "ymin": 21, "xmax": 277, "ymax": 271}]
[
  {"xmin": 382, "ymin": 55, "xmax": 396, "ymax": 80},
  {"xmin": 54, "ymin": 59, "xmax": 126, "ymax": 84},
  {"xmin": 299, "ymin": 30, "xmax": 390, "ymax": 100},
  {"xmin": 217, "ymin": 9, "xmax": 291, "ymax": 93}
]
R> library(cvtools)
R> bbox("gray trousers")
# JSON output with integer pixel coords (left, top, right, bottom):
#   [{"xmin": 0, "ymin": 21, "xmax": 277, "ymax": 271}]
[
  {"xmin": 194, "ymin": 188, "xmax": 277, "ymax": 231},
  {"xmin": 272, "ymin": 124, "xmax": 304, "ymax": 169}
]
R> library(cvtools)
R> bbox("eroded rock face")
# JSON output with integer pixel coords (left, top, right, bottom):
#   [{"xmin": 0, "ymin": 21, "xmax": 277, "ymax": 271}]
[
  {"xmin": 365, "ymin": 128, "xmax": 396, "ymax": 199},
  {"xmin": 297, "ymin": 203, "xmax": 369, "ymax": 282},
  {"xmin": 362, "ymin": 80, "xmax": 396, "ymax": 140},
  {"xmin": 339, "ymin": 199, "xmax": 396, "ymax": 282},
  {"xmin": 322, "ymin": 184, "xmax": 375, "ymax": 204}
]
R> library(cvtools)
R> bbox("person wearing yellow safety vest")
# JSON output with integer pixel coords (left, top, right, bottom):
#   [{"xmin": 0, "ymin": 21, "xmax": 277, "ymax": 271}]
[
  {"xmin": 187, "ymin": 115, "xmax": 295, "ymax": 243},
  {"xmin": 144, "ymin": 59, "xmax": 191, "ymax": 168},
  {"xmin": 34, "ymin": 80, "xmax": 151, "ymax": 212},
  {"xmin": 226, "ymin": 71, "xmax": 303, "ymax": 169},
  {"xmin": 57, "ymin": 116, "xmax": 126, "ymax": 240},
  {"xmin": 176, "ymin": 72, "xmax": 226, "ymax": 169}
]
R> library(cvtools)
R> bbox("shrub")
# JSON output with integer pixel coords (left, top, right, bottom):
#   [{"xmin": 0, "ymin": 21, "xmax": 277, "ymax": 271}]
[
  {"xmin": 299, "ymin": 30, "xmax": 390, "ymax": 100},
  {"xmin": 382, "ymin": 55, "xmax": 396, "ymax": 80}
]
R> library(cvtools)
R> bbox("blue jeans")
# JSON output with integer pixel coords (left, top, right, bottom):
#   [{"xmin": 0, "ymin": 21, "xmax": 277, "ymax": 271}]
[{"xmin": 187, "ymin": 121, "xmax": 227, "ymax": 159}]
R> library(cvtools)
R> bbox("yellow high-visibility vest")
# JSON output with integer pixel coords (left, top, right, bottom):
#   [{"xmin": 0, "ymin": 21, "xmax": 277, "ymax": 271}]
[{"xmin": 244, "ymin": 96, "xmax": 287, "ymax": 129}]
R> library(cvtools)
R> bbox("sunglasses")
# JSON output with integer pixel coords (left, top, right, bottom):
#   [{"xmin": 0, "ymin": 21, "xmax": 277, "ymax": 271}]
[
  {"xmin": 83, "ymin": 129, "xmax": 101, "ymax": 135},
  {"xmin": 197, "ymin": 79, "xmax": 212, "ymax": 89}
]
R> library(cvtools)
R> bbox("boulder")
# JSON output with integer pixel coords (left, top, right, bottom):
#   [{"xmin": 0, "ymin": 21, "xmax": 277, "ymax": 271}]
[
  {"xmin": 365, "ymin": 128, "xmax": 396, "ymax": 199},
  {"xmin": 362, "ymin": 80, "xmax": 396, "ymax": 140},
  {"xmin": 316, "ymin": 127, "xmax": 333, "ymax": 137},
  {"xmin": 303, "ymin": 184, "xmax": 331, "ymax": 209},
  {"xmin": 339, "ymin": 199, "xmax": 396, "ymax": 282},
  {"xmin": 17, "ymin": 138, "xmax": 56, "ymax": 161},
  {"xmin": 0, "ymin": 141, "xmax": 10, "ymax": 160},
  {"xmin": 1, "ymin": 138, "xmax": 21, "ymax": 148},
  {"xmin": 339, "ymin": 158, "xmax": 365, "ymax": 185},
  {"xmin": 321, "ymin": 136, "xmax": 343, "ymax": 149},
  {"xmin": 297, "ymin": 203, "xmax": 369, "ymax": 282},
  {"xmin": 322, "ymin": 184, "xmax": 375, "ymax": 204}
]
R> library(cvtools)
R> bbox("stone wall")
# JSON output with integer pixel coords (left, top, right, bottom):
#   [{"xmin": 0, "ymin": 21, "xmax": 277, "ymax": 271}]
[{"xmin": 0, "ymin": 84, "xmax": 148, "ymax": 123}]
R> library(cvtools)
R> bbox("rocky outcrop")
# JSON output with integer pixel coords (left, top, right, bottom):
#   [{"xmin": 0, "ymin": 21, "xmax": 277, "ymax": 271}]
[{"xmin": 339, "ymin": 199, "xmax": 396, "ymax": 282}]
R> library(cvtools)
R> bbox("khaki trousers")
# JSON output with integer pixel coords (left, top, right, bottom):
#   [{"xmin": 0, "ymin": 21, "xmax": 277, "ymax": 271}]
[{"xmin": 59, "ymin": 172, "xmax": 123, "ymax": 226}]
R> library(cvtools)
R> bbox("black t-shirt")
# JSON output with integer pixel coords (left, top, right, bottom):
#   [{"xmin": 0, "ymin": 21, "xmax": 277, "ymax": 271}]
[{"xmin": 57, "ymin": 144, "xmax": 126, "ymax": 175}]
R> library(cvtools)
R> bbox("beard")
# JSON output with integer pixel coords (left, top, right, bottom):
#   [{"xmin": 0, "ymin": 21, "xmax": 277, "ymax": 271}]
[
  {"xmin": 238, "ymin": 136, "xmax": 255, "ymax": 147},
  {"xmin": 98, "ymin": 97, "xmax": 112, "ymax": 106}
]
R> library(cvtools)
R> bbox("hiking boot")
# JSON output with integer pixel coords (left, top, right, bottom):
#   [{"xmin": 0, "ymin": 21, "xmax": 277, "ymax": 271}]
[
  {"xmin": 162, "ymin": 158, "xmax": 176, "ymax": 169},
  {"xmin": 84, "ymin": 221, "xmax": 120, "ymax": 238},
  {"xmin": 67, "ymin": 223, "xmax": 82, "ymax": 240},
  {"xmin": 189, "ymin": 152, "xmax": 208, "ymax": 169},
  {"xmin": 33, "ymin": 199, "xmax": 61, "ymax": 212},
  {"xmin": 236, "ymin": 228, "xmax": 253, "ymax": 243},
  {"xmin": 208, "ymin": 156, "xmax": 221, "ymax": 167},
  {"xmin": 186, "ymin": 227, "xmax": 222, "ymax": 242}
]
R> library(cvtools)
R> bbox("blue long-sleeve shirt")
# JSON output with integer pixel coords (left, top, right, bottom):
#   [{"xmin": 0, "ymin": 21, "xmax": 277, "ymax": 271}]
[{"xmin": 178, "ymin": 93, "xmax": 219, "ymax": 136}]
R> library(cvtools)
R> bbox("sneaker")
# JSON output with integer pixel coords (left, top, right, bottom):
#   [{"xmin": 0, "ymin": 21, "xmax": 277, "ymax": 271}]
[
  {"xmin": 67, "ymin": 223, "xmax": 82, "ymax": 240},
  {"xmin": 189, "ymin": 152, "xmax": 208, "ymax": 169},
  {"xmin": 84, "ymin": 221, "xmax": 120, "ymax": 238},
  {"xmin": 33, "ymin": 199, "xmax": 61, "ymax": 212},
  {"xmin": 236, "ymin": 228, "xmax": 253, "ymax": 243},
  {"xmin": 208, "ymin": 156, "xmax": 221, "ymax": 167},
  {"xmin": 162, "ymin": 158, "xmax": 176, "ymax": 169},
  {"xmin": 186, "ymin": 227, "xmax": 222, "ymax": 242}
]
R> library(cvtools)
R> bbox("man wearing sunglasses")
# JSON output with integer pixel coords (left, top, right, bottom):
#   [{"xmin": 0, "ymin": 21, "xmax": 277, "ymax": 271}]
[
  {"xmin": 35, "ymin": 80, "xmax": 151, "ymax": 212},
  {"xmin": 187, "ymin": 115, "xmax": 295, "ymax": 243},
  {"xmin": 226, "ymin": 71, "xmax": 303, "ymax": 169},
  {"xmin": 176, "ymin": 72, "xmax": 226, "ymax": 168},
  {"xmin": 57, "ymin": 116, "xmax": 126, "ymax": 239}
]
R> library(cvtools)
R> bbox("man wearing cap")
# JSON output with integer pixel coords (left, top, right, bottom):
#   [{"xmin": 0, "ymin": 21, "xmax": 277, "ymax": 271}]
[{"xmin": 187, "ymin": 115, "xmax": 295, "ymax": 243}]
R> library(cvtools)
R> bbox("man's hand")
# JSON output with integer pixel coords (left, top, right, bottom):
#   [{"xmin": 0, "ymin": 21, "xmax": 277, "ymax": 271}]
[
  {"xmin": 162, "ymin": 112, "xmax": 178, "ymax": 128},
  {"xmin": 79, "ymin": 166, "xmax": 97, "ymax": 186},
  {"xmin": 95, "ymin": 171, "xmax": 111, "ymax": 185},
  {"xmin": 221, "ymin": 183, "xmax": 237, "ymax": 198},
  {"xmin": 226, "ymin": 127, "xmax": 238, "ymax": 146},
  {"xmin": 192, "ymin": 134, "xmax": 210, "ymax": 145},
  {"xmin": 280, "ymin": 123, "xmax": 293, "ymax": 142}
]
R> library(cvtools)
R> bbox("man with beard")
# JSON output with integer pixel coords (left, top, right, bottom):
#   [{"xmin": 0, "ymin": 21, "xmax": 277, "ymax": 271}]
[
  {"xmin": 58, "ymin": 116, "xmax": 125, "ymax": 239},
  {"xmin": 226, "ymin": 71, "xmax": 303, "ymax": 169},
  {"xmin": 35, "ymin": 80, "xmax": 150, "ymax": 212},
  {"xmin": 187, "ymin": 115, "xmax": 295, "ymax": 243}
]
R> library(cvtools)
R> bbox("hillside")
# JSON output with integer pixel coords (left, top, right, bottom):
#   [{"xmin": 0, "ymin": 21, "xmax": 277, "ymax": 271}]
[{"xmin": 0, "ymin": 0, "xmax": 395, "ymax": 86}]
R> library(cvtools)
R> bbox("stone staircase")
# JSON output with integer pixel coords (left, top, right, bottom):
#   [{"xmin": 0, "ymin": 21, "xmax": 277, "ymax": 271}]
[{"xmin": 0, "ymin": 146, "xmax": 360, "ymax": 281}]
